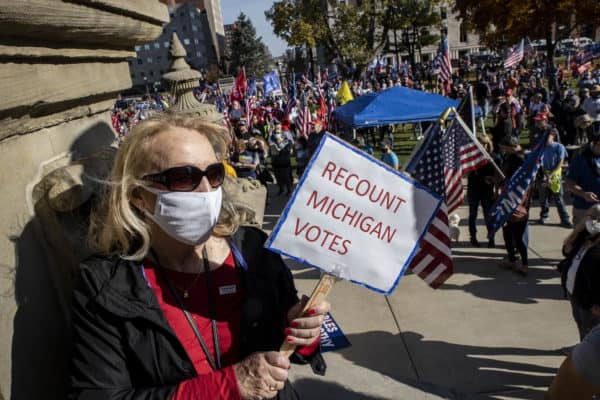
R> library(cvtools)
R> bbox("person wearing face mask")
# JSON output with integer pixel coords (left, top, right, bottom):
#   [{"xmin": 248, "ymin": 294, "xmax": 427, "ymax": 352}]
[
  {"xmin": 269, "ymin": 127, "xmax": 293, "ymax": 196},
  {"xmin": 565, "ymin": 132, "xmax": 600, "ymax": 225},
  {"xmin": 69, "ymin": 113, "xmax": 329, "ymax": 400},
  {"xmin": 581, "ymin": 84, "xmax": 600, "ymax": 136},
  {"xmin": 560, "ymin": 204, "xmax": 600, "ymax": 340}
]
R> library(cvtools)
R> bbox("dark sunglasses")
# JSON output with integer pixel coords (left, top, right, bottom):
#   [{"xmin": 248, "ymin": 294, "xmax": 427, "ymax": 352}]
[{"xmin": 143, "ymin": 163, "xmax": 225, "ymax": 191}]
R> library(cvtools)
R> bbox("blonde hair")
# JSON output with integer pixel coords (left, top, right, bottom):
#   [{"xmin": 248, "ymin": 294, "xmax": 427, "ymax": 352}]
[{"xmin": 89, "ymin": 112, "xmax": 253, "ymax": 260}]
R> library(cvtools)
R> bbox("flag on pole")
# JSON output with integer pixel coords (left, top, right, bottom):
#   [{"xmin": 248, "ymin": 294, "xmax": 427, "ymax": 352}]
[
  {"xmin": 263, "ymin": 70, "xmax": 282, "ymax": 96},
  {"xmin": 487, "ymin": 131, "xmax": 550, "ymax": 238},
  {"xmin": 230, "ymin": 67, "xmax": 247, "ymax": 103},
  {"xmin": 404, "ymin": 115, "xmax": 490, "ymax": 287},
  {"xmin": 247, "ymin": 78, "xmax": 257, "ymax": 98},
  {"xmin": 297, "ymin": 93, "xmax": 312, "ymax": 138},
  {"xmin": 433, "ymin": 38, "xmax": 452, "ymax": 82},
  {"xmin": 404, "ymin": 122, "xmax": 453, "ymax": 288},
  {"xmin": 336, "ymin": 81, "xmax": 353, "ymax": 105},
  {"xmin": 503, "ymin": 40, "xmax": 524, "ymax": 69}
]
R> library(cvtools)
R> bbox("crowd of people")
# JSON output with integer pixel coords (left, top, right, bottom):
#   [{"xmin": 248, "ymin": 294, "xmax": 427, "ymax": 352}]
[{"xmin": 102, "ymin": 54, "xmax": 600, "ymax": 397}]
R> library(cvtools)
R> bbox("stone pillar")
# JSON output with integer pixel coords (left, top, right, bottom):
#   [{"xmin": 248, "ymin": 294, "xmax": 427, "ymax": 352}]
[{"xmin": 0, "ymin": 2, "xmax": 168, "ymax": 398}]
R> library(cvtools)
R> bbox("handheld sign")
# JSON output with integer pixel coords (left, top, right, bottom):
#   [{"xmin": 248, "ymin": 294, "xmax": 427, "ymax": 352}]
[{"xmin": 266, "ymin": 134, "xmax": 442, "ymax": 295}]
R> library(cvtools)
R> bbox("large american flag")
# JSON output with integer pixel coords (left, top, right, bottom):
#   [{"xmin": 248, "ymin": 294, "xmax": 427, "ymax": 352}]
[
  {"xmin": 504, "ymin": 39, "xmax": 524, "ymax": 69},
  {"xmin": 404, "ymin": 118, "xmax": 488, "ymax": 288},
  {"xmin": 433, "ymin": 38, "xmax": 452, "ymax": 82}
]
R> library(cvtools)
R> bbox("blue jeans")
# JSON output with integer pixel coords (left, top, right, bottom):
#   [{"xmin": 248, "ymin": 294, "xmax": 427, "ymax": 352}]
[
  {"xmin": 539, "ymin": 184, "xmax": 570, "ymax": 223},
  {"xmin": 467, "ymin": 191, "xmax": 493, "ymax": 239}
]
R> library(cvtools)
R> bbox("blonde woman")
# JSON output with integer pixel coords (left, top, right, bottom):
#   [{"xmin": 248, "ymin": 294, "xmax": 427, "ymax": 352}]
[{"xmin": 69, "ymin": 113, "xmax": 329, "ymax": 400}]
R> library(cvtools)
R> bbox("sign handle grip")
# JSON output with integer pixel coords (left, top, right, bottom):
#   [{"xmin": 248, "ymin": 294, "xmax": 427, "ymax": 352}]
[{"xmin": 279, "ymin": 273, "xmax": 338, "ymax": 358}]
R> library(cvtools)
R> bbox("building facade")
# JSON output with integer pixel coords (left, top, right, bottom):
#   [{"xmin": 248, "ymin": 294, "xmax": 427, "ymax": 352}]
[{"xmin": 128, "ymin": 0, "xmax": 225, "ymax": 92}]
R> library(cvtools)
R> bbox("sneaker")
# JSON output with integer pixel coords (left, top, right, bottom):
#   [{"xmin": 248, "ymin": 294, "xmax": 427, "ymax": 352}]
[
  {"xmin": 561, "ymin": 221, "xmax": 574, "ymax": 229},
  {"xmin": 470, "ymin": 237, "xmax": 480, "ymax": 247},
  {"xmin": 538, "ymin": 217, "xmax": 545, "ymax": 225}
]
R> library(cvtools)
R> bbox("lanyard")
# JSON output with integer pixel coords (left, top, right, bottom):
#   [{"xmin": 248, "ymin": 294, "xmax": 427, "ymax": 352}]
[{"xmin": 152, "ymin": 247, "xmax": 222, "ymax": 371}]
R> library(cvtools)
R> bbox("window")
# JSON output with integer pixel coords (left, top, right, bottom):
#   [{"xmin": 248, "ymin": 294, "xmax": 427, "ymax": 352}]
[
  {"xmin": 144, "ymin": 44, "xmax": 150, "ymax": 50},
  {"xmin": 131, "ymin": 73, "xmax": 135, "ymax": 78},
  {"xmin": 187, "ymin": 52, "xmax": 192, "ymax": 58},
  {"xmin": 183, "ymin": 38, "xmax": 191, "ymax": 45},
  {"xmin": 182, "ymin": 25, "xmax": 187, "ymax": 32},
  {"xmin": 137, "ymin": 58, "xmax": 143, "ymax": 64},
  {"xmin": 134, "ymin": 45, "xmax": 141, "ymax": 51},
  {"xmin": 159, "ymin": 69, "xmax": 164, "ymax": 74},
  {"xmin": 459, "ymin": 23, "xmax": 468, "ymax": 42},
  {"xmin": 157, "ymin": 55, "xmax": 162, "ymax": 61},
  {"xmin": 169, "ymin": 12, "xmax": 174, "ymax": 18},
  {"xmin": 192, "ymin": 24, "xmax": 198, "ymax": 32},
  {"xmin": 194, "ymin": 38, "xmax": 199, "ymax": 45},
  {"xmin": 147, "ymin": 57, "xmax": 152, "ymax": 63},
  {"xmin": 196, "ymin": 51, "xmax": 202, "ymax": 57},
  {"xmin": 154, "ymin": 42, "xmax": 160, "ymax": 49},
  {"xmin": 149, "ymin": 70, "xmax": 154, "ymax": 76},
  {"xmin": 164, "ymin": 41, "xmax": 170, "ymax": 48},
  {"xmin": 180, "ymin": 11, "xmax": 184, "ymax": 17}
]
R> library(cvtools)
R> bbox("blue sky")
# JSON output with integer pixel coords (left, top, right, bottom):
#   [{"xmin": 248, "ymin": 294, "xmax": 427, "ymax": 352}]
[{"xmin": 221, "ymin": 0, "xmax": 288, "ymax": 57}]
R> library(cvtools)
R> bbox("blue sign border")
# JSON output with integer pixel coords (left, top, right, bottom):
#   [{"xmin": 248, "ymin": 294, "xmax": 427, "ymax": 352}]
[{"xmin": 265, "ymin": 133, "xmax": 442, "ymax": 295}]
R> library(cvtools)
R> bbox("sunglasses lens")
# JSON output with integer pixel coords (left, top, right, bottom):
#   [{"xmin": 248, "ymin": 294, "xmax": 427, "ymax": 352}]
[
  {"xmin": 163, "ymin": 166, "xmax": 195, "ymax": 191},
  {"xmin": 205, "ymin": 163, "xmax": 225, "ymax": 187}
]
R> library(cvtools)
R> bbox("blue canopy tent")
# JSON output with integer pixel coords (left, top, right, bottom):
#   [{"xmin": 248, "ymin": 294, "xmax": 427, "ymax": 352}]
[{"xmin": 333, "ymin": 86, "xmax": 470, "ymax": 128}]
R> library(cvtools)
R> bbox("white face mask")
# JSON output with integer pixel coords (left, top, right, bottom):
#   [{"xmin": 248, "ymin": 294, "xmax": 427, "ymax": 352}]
[
  {"xmin": 142, "ymin": 186, "xmax": 222, "ymax": 245},
  {"xmin": 585, "ymin": 218, "xmax": 600, "ymax": 235}
]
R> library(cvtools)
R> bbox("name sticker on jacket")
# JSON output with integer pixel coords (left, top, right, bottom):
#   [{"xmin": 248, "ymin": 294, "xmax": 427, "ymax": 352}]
[{"xmin": 219, "ymin": 285, "xmax": 237, "ymax": 295}]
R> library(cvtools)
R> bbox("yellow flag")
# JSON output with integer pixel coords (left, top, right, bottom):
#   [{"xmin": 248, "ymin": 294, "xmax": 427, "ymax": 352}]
[{"xmin": 336, "ymin": 81, "xmax": 354, "ymax": 105}]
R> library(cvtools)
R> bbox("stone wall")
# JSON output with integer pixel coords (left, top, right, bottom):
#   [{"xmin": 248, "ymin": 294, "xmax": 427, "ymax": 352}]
[{"xmin": 0, "ymin": 2, "xmax": 169, "ymax": 398}]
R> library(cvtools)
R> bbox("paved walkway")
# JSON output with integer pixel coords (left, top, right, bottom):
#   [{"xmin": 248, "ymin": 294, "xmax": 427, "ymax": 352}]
[{"xmin": 262, "ymin": 186, "xmax": 578, "ymax": 399}]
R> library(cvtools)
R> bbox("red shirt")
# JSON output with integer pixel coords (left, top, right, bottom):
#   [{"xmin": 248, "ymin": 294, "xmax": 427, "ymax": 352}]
[{"xmin": 143, "ymin": 251, "xmax": 243, "ymax": 400}]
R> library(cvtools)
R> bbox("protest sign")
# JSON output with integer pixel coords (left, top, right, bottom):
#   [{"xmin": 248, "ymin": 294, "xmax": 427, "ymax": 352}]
[{"xmin": 266, "ymin": 133, "xmax": 442, "ymax": 294}]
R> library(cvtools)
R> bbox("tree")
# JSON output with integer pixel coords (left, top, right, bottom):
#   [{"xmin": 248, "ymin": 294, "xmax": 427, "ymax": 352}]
[
  {"xmin": 454, "ymin": 0, "xmax": 600, "ymax": 68},
  {"xmin": 229, "ymin": 13, "xmax": 270, "ymax": 77},
  {"xmin": 387, "ymin": 0, "xmax": 441, "ymax": 66},
  {"xmin": 267, "ymin": 0, "xmax": 444, "ymax": 77},
  {"xmin": 266, "ymin": 0, "xmax": 394, "ymax": 78}
]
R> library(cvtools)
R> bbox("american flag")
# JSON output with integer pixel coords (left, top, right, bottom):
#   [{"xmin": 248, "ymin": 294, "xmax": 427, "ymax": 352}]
[
  {"xmin": 443, "ymin": 118, "xmax": 489, "ymax": 213},
  {"xmin": 503, "ymin": 39, "xmax": 524, "ymax": 69},
  {"xmin": 404, "ymin": 123, "xmax": 453, "ymax": 288},
  {"xmin": 297, "ymin": 93, "xmax": 312, "ymax": 138},
  {"xmin": 433, "ymin": 38, "xmax": 452, "ymax": 82},
  {"xmin": 404, "ymin": 118, "xmax": 489, "ymax": 288}
]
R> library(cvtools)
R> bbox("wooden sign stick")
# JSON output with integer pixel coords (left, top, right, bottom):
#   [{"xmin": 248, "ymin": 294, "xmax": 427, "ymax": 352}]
[{"xmin": 279, "ymin": 273, "xmax": 338, "ymax": 358}]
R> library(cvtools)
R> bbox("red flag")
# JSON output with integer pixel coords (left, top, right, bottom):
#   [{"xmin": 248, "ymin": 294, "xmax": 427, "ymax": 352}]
[
  {"xmin": 318, "ymin": 93, "xmax": 328, "ymax": 129},
  {"xmin": 230, "ymin": 67, "xmax": 247, "ymax": 103}
]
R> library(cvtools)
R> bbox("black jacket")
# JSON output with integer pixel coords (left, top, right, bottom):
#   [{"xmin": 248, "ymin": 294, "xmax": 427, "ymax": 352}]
[{"xmin": 68, "ymin": 226, "xmax": 320, "ymax": 399}]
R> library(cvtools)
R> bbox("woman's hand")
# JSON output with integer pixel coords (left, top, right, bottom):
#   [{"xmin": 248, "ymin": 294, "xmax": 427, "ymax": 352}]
[
  {"xmin": 234, "ymin": 351, "xmax": 290, "ymax": 400},
  {"xmin": 285, "ymin": 296, "xmax": 331, "ymax": 346}
]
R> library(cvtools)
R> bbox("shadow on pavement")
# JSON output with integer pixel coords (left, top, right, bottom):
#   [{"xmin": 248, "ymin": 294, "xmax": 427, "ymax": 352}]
[
  {"xmin": 340, "ymin": 330, "xmax": 558, "ymax": 400},
  {"xmin": 437, "ymin": 253, "xmax": 564, "ymax": 304},
  {"xmin": 292, "ymin": 379, "xmax": 389, "ymax": 400}
]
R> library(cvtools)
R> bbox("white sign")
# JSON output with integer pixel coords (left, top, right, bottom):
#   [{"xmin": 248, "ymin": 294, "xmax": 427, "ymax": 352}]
[{"xmin": 265, "ymin": 134, "xmax": 442, "ymax": 294}]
